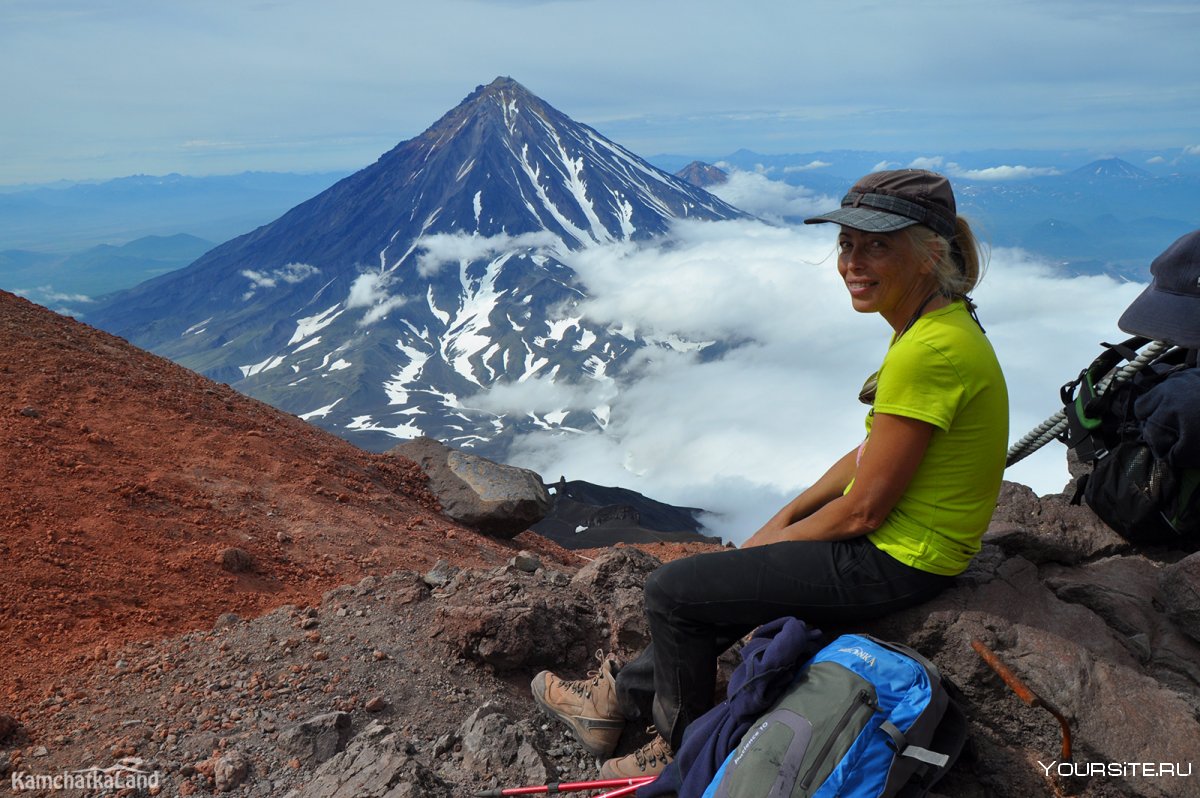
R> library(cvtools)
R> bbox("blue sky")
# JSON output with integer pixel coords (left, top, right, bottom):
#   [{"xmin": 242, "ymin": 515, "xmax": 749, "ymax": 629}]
[{"xmin": 3, "ymin": 0, "xmax": 1199, "ymax": 185}]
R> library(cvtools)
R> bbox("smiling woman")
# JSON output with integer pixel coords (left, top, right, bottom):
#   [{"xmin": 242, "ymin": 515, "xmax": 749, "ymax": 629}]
[{"xmin": 528, "ymin": 169, "xmax": 1010, "ymax": 784}]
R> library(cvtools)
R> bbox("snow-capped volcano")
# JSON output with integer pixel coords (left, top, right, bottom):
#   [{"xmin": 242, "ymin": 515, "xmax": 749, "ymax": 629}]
[{"xmin": 89, "ymin": 77, "xmax": 746, "ymax": 454}]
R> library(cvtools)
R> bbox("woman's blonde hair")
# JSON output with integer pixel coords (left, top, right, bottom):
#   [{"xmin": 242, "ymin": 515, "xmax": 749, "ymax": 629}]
[{"xmin": 904, "ymin": 216, "xmax": 986, "ymax": 296}]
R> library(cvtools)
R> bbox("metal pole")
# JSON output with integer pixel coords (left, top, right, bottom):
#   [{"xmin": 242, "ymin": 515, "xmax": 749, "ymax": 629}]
[{"xmin": 474, "ymin": 777, "xmax": 656, "ymax": 797}]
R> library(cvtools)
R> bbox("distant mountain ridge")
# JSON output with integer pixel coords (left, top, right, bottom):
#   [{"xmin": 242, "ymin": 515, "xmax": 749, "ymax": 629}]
[
  {"xmin": 0, "ymin": 172, "xmax": 347, "ymax": 252},
  {"xmin": 88, "ymin": 77, "xmax": 745, "ymax": 456},
  {"xmin": 0, "ymin": 233, "xmax": 215, "ymax": 313}
]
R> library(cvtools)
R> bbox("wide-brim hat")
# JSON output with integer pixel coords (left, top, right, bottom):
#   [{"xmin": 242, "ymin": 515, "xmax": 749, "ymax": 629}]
[
  {"xmin": 1118, "ymin": 230, "xmax": 1200, "ymax": 348},
  {"xmin": 804, "ymin": 169, "xmax": 958, "ymax": 240}
]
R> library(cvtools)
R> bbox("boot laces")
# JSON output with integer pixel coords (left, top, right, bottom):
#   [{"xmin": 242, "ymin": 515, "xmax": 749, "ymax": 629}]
[
  {"xmin": 634, "ymin": 729, "xmax": 670, "ymax": 769},
  {"xmin": 564, "ymin": 650, "xmax": 610, "ymax": 698}
]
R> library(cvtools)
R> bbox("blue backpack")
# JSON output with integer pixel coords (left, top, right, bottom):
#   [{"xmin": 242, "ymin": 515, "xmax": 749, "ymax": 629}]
[{"xmin": 701, "ymin": 634, "xmax": 966, "ymax": 798}]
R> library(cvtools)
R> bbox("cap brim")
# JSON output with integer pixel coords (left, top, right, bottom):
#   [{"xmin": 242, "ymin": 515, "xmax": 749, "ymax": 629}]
[
  {"xmin": 1118, "ymin": 285, "xmax": 1200, "ymax": 348},
  {"xmin": 803, "ymin": 206, "xmax": 921, "ymax": 233}
]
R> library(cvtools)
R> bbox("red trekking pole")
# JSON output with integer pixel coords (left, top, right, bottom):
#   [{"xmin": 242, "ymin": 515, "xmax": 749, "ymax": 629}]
[{"xmin": 474, "ymin": 776, "xmax": 657, "ymax": 797}]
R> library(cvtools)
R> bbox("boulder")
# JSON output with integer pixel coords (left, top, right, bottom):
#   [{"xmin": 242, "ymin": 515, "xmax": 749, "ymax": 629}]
[
  {"xmin": 986, "ymin": 482, "xmax": 1128, "ymax": 566},
  {"xmin": 1160, "ymin": 552, "xmax": 1200, "ymax": 645},
  {"xmin": 284, "ymin": 722, "xmax": 449, "ymax": 798},
  {"xmin": 213, "ymin": 749, "xmax": 249, "ymax": 792},
  {"xmin": 458, "ymin": 704, "xmax": 550, "ymax": 787},
  {"xmin": 432, "ymin": 563, "xmax": 605, "ymax": 671},
  {"xmin": 277, "ymin": 711, "xmax": 353, "ymax": 763},
  {"xmin": 390, "ymin": 437, "xmax": 549, "ymax": 538}
]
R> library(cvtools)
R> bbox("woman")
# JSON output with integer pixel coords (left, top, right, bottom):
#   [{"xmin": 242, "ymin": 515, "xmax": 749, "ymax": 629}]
[{"xmin": 531, "ymin": 169, "xmax": 1009, "ymax": 780}]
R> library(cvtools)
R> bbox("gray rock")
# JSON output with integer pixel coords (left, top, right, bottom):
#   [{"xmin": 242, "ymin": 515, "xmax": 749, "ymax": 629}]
[
  {"xmin": 511, "ymin": 551, "xmax": 541, "ymax": 573},
  {"xmin": 284, "ymin": 728, "xmax": 449, "ymax": 798},
  {"xmin": 277, "ymin": 711, "xmax": 352, "ymax": 763},
  {"xmin": 1160, "ymin": 552, "xmax": 1200, "ymax": 645},
  {"xmin": 389, "ymin": 437, "xmax": 550, "ymax": 538},
  {"xmin": 1044, "ymin": 555, "xmax": 1200, "ymax": 694},
  {"xmin": 985, "ymin": 483, "xmax": 1127, "ymax": 565},
  {"xmin": 458, "ymin": 704, "xmax": 549, "ymax": 786},
  {"xmin": 214, "ymin": 749, "xmax": 249, "ymax": 792},
  {"xmin": 570, "ymin": 546, "xmax": 662, "ymax": 593},
  {"xmin": 435, "ymin": 569, "xmax": 604, "ymax": 671},
  {"xmin": 423, "ymin": 559, "xmax": 460, "ymax": 588},
  {"xmin": 569, "ymin": 549, "xmax": 661, "ymax": 655}
]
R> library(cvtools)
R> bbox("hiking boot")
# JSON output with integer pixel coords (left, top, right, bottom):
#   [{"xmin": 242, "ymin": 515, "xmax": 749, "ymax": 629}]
[
  {"xmin": 598, "ymin": 732, "xmax": 673, "ymax": 780},
  {"xmin": 531, "ymin": 653, "xmax": 625, "ymax": 758}
]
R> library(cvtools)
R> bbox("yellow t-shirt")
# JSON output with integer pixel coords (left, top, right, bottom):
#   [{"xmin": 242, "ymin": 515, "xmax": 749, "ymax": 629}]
[{"xmin": 861, "ymin": 301, "xmax": 1008, "ymax": 575}]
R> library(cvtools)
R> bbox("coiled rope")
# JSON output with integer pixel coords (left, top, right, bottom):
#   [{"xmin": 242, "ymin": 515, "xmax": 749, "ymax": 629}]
[{"xmin": 1005, "ymin": 339, "xmax": 1172, "ymax": 467}]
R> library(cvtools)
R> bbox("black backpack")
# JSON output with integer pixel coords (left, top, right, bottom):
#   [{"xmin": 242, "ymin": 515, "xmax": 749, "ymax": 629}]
[{"xmin": 1061, "ymin": 336, "xmax": 1200, "ymax": 545}]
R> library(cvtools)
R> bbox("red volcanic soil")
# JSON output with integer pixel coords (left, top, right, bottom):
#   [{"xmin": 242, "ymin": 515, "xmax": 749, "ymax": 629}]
[{"xmin": 0, "ymin": 290, "xmax": 580, "ymax": 715}]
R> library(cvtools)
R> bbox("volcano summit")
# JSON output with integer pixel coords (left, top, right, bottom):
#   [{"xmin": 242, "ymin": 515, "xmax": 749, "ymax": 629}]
[{"xmin": 90, "ymin": 78, "xmax": 745, "ymax": 455}]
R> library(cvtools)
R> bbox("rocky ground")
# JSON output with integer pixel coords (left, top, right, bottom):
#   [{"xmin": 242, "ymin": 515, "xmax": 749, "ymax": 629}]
[
  {"xmin": 0, "ymin": 289, "xmax": 579, "ymax": 712},
  {"xmin": 3, "ymin": 288, "xmax": 1200, "ymax": 797}
]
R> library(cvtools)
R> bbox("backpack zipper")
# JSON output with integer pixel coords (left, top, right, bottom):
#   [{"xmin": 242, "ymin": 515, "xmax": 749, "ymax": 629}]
[{"xmin": 798, "ymin": 688, "xmax": 875, "ymax": 790}]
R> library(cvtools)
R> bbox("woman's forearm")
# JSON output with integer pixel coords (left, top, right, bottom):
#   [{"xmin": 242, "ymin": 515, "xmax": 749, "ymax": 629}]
[
  {"xmin": 742, "ymin": 446, "xmax": 859, "ymax": 547},
  {"xmin": 742, "ymin": 414, "xmax": 935, "ymax": 549}
]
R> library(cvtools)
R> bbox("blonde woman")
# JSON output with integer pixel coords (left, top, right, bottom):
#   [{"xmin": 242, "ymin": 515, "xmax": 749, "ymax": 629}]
[{"xmin": 533, "ymin": 170, "xmax": 1009, "ymax": 782}]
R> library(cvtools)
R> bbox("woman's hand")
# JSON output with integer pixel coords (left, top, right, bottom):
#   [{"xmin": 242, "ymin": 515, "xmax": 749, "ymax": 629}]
[{"xmin": 741, "ymin": 412, "xmax": 935, "ymax": 548}]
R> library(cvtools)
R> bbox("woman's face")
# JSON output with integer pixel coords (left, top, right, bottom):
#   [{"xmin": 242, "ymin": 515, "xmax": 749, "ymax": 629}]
[{"xmin": 836, "ymin": 227, "xmax": 936, "ymax": 331}]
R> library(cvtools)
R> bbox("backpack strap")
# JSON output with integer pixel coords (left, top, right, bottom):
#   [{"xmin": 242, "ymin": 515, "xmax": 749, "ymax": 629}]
[
  {"xmin": 892, "ymin": 688, "xmax": 969, "ymax": 798},
  {"xmin": 878, "ymin": 721, "xmax": 951, "ymax": 767},
  {"xmin": 1061, "ymin": 336, "xmax": 1151, "ymax": 460}
]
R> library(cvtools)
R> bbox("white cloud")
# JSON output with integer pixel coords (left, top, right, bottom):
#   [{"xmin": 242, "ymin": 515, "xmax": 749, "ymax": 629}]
[
  {"xmin": 241, "ymin": 262, "xmax": 319, "ymax": 290},
  {"xmin": 415, "ymin": 231, "xmax": 560, "ymax": 277},
  {"xmin": 1146, "ymin": 156, "xmax": 1167, "ymax": 165},
  {"xmin": 947, "ymin": 164, "xmax": 1061, "ymax": 181},
  {"xmin": 891, "ymin": 158, "xmax": 1061, "ymax": 181},
  {"xmin": 500, "ymin": 219, "xmax": 1144, "ymax": 545},
  {"xmin": 471, "ymin": 376, "xmax": 618, "ymax": 415},
  {"xmin": 783, "ymin": 160, "xmax": 833, "ymax": 173},
  {"xmin": 706, "ymin": 172, "xmax": 836, "ymax": 224},
  {"xmin": 1184, "ymin": 145, "xmax": 1200, "ymax": 156},
  {"xmin": 33, "ymin": 286, "xmax": 94, "ymax": 303},
  {"xmin": 361, "ymin": 296, "xmax": 408, "ymax": 326},
  {"xmin": 346, "ymin": 271, "xmax": 388, "ymax": 308},
  {"xmin": 872, "ymin": 160, "xmax": 901, "ymax": 172},
  {"xmin": 343, "ymin": 268, "xmax": 408, "ymax": 326},
  {"xmin": 908, "ymin": 156, "xmax": 945, "ymax": 170},
  {"xmin": 345, "ymin": 270, "xmax": 407, "ymax": 325}
]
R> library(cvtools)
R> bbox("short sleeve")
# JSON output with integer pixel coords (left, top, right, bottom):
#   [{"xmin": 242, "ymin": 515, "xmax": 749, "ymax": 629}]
[{"xmin": 872, "ymin": 337, "xmax": 965, "ymax": 431}]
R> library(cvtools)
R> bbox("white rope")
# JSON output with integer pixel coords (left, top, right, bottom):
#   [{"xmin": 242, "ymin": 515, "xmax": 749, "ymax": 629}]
[{"xmin": 1005, "ymin": 340, "xmax": 1172, "ymax": 467}]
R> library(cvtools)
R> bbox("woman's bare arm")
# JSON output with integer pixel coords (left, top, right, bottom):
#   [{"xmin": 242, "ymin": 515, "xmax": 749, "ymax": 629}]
[{"xmin": 741, "ymin": 412, "xmax": 935, "ymax": 548}]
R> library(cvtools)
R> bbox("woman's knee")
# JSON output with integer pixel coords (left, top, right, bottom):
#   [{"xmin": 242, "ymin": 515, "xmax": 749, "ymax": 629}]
[{"xmin": 643, "ymin": 558, "xmax": 690, "ymax": 616}]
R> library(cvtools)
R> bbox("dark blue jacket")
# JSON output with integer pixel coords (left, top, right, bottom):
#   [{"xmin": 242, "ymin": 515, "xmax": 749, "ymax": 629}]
[
  {"xmin": 1136, "ymin": 367, "xmax": 1200, "ymax": 469},
  {"xmin": 638, "ymin": 616, "xmax": 823, "ymax": 798}
]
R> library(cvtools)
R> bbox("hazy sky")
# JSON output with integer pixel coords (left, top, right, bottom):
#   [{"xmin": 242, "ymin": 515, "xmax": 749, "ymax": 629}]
[{"xmin": 3, "ymin": 0, "xmax": 1199, "ymax": 184}]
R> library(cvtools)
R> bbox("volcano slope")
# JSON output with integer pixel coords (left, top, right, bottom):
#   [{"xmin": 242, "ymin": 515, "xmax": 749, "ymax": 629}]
[{"xmin": 0, "ymin": 289, "xmax": 579, "ymax": 712}]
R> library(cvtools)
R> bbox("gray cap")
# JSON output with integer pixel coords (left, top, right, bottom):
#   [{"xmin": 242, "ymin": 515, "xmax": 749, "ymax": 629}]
[{"xmin": 805, "ymin": 169, "xmax": 958, "ymax": 240}]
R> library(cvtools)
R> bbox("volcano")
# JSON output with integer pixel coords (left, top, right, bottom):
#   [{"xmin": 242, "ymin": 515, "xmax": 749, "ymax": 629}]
[{"xmin": 90, "ymin": 77, "xmax": 744, "ymax": 455}]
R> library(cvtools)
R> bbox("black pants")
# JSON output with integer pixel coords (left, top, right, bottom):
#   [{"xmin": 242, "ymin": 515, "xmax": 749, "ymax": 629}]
[{"xmin": 613, "ymin": 536, "xmax": 953, "ymax": 750}]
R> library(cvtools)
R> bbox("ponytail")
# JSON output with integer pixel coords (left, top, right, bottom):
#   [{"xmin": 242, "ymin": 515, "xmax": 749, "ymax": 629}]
[{"xmin": 905, "ymin": 215, "xmax": 987, "ymax": 296}]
